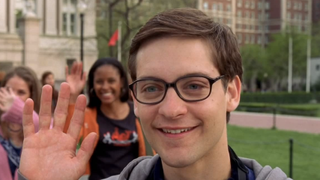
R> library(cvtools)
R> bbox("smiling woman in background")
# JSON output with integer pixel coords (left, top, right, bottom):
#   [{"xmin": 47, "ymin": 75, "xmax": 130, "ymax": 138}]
[
  {"xmin": 64, "ymin": 59, "xmax": 147, "ymax": 179},
  {"xmin": 0, "ymin": 66, "xmax": 40, "ymax": 180}
]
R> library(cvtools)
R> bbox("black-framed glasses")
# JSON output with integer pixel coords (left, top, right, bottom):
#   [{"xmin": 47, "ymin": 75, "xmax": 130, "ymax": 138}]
[{"xmin": 129, "ymin": 75, "xmax": 224, "ymax": 105}]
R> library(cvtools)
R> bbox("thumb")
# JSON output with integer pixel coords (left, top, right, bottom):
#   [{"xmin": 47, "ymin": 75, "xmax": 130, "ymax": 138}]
[{"xmin": 76, "ymin": 132, "xmax": 97, "ymax": 166}]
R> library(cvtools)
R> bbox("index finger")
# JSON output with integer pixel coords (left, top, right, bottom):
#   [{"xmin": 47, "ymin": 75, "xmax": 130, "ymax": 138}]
[{"xmin": 23, "ymin": 99, "xmax": 35, "ymax": 138}]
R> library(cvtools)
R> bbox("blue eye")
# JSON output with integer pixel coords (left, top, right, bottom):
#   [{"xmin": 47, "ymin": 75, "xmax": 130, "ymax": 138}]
[
  {"xmin": 187, "ymin": 84, "xmax": 200, "ymax": 89},
  {"xmin": 145, "ymin": 86, "xmax": 158, "ymax": 92}
]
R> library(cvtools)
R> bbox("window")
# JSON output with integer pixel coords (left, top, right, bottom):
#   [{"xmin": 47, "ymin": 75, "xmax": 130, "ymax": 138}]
[
  {"xmin": 237, "ymin": 11, "xmax": 242, "ymax": 18},
  {"xmin": 258, "ymin": 2, "xmax": 262, "ymax": 9},
  {"xmin": 203, "ymin": 2, "xmax": 208, "ymax": 10},
  {"xmin": 287, "ymin": 12, "xmax": 291, "ymax": 19},
  {"xmin": 237, "ymin": 0, "xmax": 242, "ymax": 7},
  {"xmin": 227, "ymin": 19, "xmax": 232, "ymax": 25},
  {"xmin": 63, "ymin": 13, "xmax": 67, "ymax": 35},
  {"xmin": 251, "ymin": 12, "xmax": 255, "ymax": 19},
  {"xmin": 218, "ymin": 3, "xmax": 223, "ymax": 11},
  {"xmin": 251, "ymin": 1, "xmax": 255, "ymax": 9},
  {"xmin": 226, "ymin": 4, "xmax": 231, "ymax": 11},
  {"xmin": 305, "ymin": 3, "xmax": 308, "ymax": 11},
  {"xmin": 265, "ymin": 13, "xmax": 269, "ymax": 19},
  {"xmin": 212, "ymin": 3, "xmax": 217, "ymax": 11},
  {"xmin": 15, "ymin": 10, "xmax": 23, "ymax": 30},
  {"xmin": 287, "ymin": 1, "xmax": 291, "ymax": 9},
  {"xmin": 298, "ymin": 2, "xmax": 302, "ymax": 10},
  {"xmin": 316, "ymin": 65, "xmax": 320, "ymax": 71},
  {"xmin": 265, "ymin": 2, "xmax": 270, "ymax": 9},
  {"xmin": 293, "ymin": 2, "xmax": 297, "ymax": 10},
  {"xmin": 71, "ymin": 0, "xmax": 77, "ymax": 5},
  {"xmin": 245, "ymin": 1, "xmax": 250, "ymax": 8},
  {"xmin": 70, "ymin": 13, "xmax": 76, "ymax": 35},
  {"xmin": 246, "ymin": 11, "xmax": 250, "ymax": 18}
]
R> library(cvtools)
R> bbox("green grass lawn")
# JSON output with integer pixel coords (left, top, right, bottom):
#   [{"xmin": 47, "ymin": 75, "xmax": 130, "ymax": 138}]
[{"xmin": 227, "ymin": 125, "xmax": 320, "ymax": 180}]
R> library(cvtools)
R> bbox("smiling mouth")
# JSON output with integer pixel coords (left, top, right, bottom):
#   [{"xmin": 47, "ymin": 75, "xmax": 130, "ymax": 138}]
[
  {"xmin": 162, "ymin": 128, "xmax": 192, "ymax": 134},
  {"xmin": 102, "ymin": 93, "xmax": 112, "ymax": 97}
]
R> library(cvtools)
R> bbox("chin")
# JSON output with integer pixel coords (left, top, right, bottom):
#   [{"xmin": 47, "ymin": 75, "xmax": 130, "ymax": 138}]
[
  {"xmin": 162, "ymin": 155, "xmax": 195, "ymax": 168},
  {"xmin": 160, "ymin": 149, "xmax": 197, "ymax": 168}
]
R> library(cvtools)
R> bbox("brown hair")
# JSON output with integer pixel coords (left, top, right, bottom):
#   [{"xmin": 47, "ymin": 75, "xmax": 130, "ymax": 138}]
[
  {"xmin": 1, "ymin": 66, "xmax": 41, "ymax": 113},
  {"xmin": 128, "ymin": 8, "xmax": 243, "ymax": 123},
  {"xmin": 41, "ymin": 71, "xmax": 53, "ymax": 86},
  {"xmin": 128, "ymin": 8, "xmax": 242, "ymax": 83},
  {"xmin": 41, "ymin": 71, "xmax": 58, "ymax": 113}
]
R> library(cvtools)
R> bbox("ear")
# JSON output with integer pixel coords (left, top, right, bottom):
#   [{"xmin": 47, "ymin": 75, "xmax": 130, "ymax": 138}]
[
  {"xmin": 131, "ymin": 91, "xmax": 140, "ymax": 118},
  {"xmin": 226, "ymin": 75, "xmax": 241, "ymax": 112}
]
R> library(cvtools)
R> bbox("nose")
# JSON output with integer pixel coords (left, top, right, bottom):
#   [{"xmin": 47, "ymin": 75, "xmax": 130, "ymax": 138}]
[
  {"xmin": 102, "ymin": 81, "xmax": 110, "ymax": 89},
  {"xmin": 158, "ymin": 88, "xmax": 187, "ymax": 120}
]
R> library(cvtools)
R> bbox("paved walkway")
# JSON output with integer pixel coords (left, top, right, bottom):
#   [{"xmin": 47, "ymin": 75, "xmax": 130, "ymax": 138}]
[{"xmin": 229, "ymin": 111, "xmax": 320, "ymax": 134}]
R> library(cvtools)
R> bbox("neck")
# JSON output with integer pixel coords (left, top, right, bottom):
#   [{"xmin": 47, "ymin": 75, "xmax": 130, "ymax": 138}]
[
  {"xmin": 100, "ymin": 100, "xmax": 130, "ymax": 120},
  {"xmin": 163, "ymin": 129, "xmax": 231, "ymax": 180}
]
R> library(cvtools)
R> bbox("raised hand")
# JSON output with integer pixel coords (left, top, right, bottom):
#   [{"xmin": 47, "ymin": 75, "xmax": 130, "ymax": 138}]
[
  {"xmin": 19, "ymin": 83, "xmax": 96, "ymax": 180},
  {"xmin": 0, "ymin": 87, "xmax": 16, "ymax": 112},
  {"xmin": 65, "ymin": 62, "xmax": 86, "ymax": 103}
]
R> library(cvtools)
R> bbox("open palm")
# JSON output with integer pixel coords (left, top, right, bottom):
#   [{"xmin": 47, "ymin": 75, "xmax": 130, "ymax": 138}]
[
  {"xmin": 65, "ymin": 62, "xmax": 87, "ymax": 103},
  {"xmin": 19, "ymin": 83, "xmax": 96, "ymax": 180},
  {"xmin": 0, "ymin": 87, "xmax": 16, "ymax": 112}
]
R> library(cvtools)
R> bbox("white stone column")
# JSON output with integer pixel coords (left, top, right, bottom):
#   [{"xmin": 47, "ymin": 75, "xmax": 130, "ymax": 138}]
[
  {"xmin": 36, "ymin": 0, "xmax": 44, "ymax": 34},
  {"xmin": 0, "ymin": 0, "xmax": 7, "ymax": 32},
  {"xmin": 8, "ymin": 0, "xmax": 16, "ymax": 33},
  {"xmin": 45, "ymin": 0, "xmax": 57, "ymax": 35},
  {"xmin": 19, "ymin": 16, "xmax": 40, "ymax": 71}
]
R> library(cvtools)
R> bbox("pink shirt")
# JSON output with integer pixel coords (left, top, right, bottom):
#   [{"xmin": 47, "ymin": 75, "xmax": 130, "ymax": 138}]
[{"xmin": 0, "ymin": 98, "xmax": 39, "ymax": 180}]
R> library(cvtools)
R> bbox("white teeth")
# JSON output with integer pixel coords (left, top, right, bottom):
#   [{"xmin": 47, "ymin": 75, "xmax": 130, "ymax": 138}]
[
  {"xmin": 103, "ymin": 93, "xmax": 111, "ymax": 96},
  {"xmin": 162, "ymin": 128, "xmax": 191, "ymax": 134}
]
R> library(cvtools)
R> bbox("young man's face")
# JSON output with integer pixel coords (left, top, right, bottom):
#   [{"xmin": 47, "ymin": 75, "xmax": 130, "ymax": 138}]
[{"xmin": 133, "ymin": 37, "xmax": 241, "ymax": 169}]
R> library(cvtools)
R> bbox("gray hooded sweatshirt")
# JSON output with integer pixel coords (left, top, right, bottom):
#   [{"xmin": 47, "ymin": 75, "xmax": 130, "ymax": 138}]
[
  {"xmin": 18, "ymin": 152, "xmax": 292, "ymax": 180},
  {"xmin": 105, "ymin": 155, "xmax": 292, "ymax": 180}
]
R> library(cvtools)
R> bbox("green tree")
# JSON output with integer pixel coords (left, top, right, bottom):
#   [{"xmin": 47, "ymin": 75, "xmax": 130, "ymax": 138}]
[
  {"xmin": 96, "ymin": 0, "xmax": 197, "ymax": 67},
  {"xmin": 241, "ymin": 44, "xmax": 267, "ymax": 91},
  {"xmin": 265, "ymin": 32, "xmax": 308, "ymax": 91}
]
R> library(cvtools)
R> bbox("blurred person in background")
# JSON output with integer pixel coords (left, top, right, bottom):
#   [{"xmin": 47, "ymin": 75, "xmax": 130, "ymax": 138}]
[
  {"xmin": 64, "ymin": 59, "xmax": 147, "ymax": 179},
  {"xmin": 0, "ymin": 66, "xmax": 40, "ymax": 180},
  {"xmin": 41, "ymin": 71, "xmax": 58, "ymax": 113}
]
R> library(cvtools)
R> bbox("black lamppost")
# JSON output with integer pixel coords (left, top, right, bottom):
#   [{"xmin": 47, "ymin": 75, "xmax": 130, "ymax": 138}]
[{"xmin": 78, "ymin": 1, "xmax": 87, "ymax": 64}]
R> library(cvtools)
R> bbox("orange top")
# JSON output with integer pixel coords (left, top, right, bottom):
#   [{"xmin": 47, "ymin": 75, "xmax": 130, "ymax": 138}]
[{"xmin": 63, "ymin": 104, "xmax": 146, "ymax": 175}]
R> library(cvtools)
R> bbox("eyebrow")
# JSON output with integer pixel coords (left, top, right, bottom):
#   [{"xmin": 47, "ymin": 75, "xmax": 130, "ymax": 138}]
[{"xmin": 137, "ymin": 72, "xmax": 218, "ymax": 81}]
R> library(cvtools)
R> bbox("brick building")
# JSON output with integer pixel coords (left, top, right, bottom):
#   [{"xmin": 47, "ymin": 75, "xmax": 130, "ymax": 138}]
[
  {"xmin": 198, "ymin": 0, "xmax": 313, "ymax": 47},
  {"xmin": 312, "ymin": 0, "xmax": 320, "ymax": 24}
]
